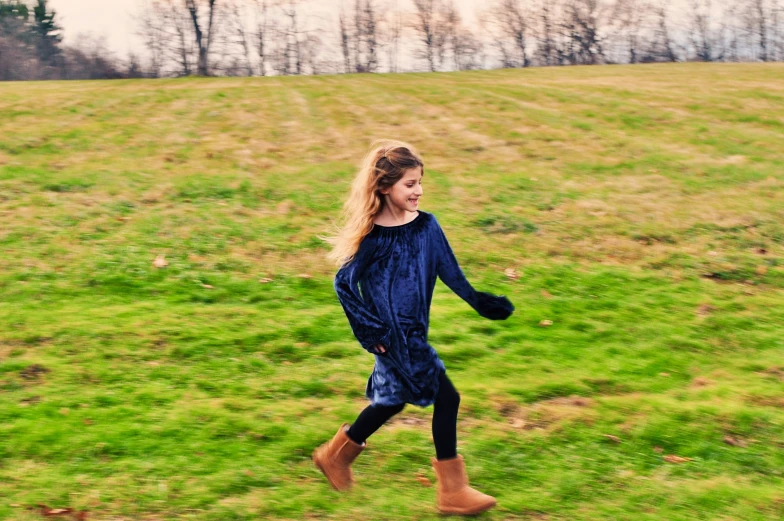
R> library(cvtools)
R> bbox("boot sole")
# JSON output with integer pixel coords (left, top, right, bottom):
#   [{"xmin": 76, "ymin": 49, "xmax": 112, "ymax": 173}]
[{"xmin": 437, "ymin": 499, "xmax": 497, "ymax": 515}]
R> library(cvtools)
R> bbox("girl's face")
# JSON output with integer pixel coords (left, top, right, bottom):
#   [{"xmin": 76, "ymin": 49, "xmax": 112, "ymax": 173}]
[{"xmin": 380, "ymin": 166, "xmax": 423, "ymax": 212}]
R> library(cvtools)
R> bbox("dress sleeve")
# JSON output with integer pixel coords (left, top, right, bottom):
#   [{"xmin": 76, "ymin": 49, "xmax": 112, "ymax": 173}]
[
  {"xmin": 434, "ymin": 218, "xmax": 515, "ymax": 321},
  {"xmin": 334, "ymin": 244, "xmax": 394, "ymax": 353}
]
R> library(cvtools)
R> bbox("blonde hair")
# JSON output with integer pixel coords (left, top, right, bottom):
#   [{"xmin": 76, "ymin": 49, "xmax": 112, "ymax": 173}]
[{"xmin": 320, "ymin": 139, "xmax": 425, "ymax": 268}]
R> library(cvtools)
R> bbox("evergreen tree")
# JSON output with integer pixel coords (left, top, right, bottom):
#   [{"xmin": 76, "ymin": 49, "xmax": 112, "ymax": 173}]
[
  {"xmin": 0, "ymin": 0, "xmax": 29, "ymax": 31},
  {"xmin": 30, "ymin": 0, "xmax": 62, "ymax": 64}
]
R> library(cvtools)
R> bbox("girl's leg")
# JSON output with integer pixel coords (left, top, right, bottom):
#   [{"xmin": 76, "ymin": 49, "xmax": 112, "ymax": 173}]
[
  {"xmin": 432, "ymin": 370, "xmax": 460, "ymax": 460},
  {"xmin": 429, "ymin": 371, "xmax": 497, "ymax": 514},
  {"xmin": 347, "ymin": 402, "xmax": 405, "ymax": 444}
]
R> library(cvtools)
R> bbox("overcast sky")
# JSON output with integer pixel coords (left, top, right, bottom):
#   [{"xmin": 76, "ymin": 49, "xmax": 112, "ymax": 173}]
[
  {"xmin": 49, "ymin": 0, "xmax": 698, "ymax": 60},
  {"xmin": 48, "ymin": 0, "xmax": 484, "ymax": 58}
]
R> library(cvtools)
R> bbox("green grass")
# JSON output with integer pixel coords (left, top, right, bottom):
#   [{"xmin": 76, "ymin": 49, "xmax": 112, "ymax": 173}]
[{"xmin": 1, "ymin": 63, "xmax": 783, "ymax": 520}]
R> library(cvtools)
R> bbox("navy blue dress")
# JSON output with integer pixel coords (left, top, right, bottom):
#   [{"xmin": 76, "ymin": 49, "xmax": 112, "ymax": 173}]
[{"xmin": 333, "ymin": 210, "xmax": 515, "ymax": 407}]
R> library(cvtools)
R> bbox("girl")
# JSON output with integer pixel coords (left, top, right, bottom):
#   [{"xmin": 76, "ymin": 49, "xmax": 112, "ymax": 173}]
[{"xmin": 315, "ymin": 140, "xmax": 514, "ymax": 515}]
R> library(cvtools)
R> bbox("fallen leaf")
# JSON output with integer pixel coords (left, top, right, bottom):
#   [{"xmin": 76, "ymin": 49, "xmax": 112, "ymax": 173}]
[
  {"xmin": 59, "ymin": 408, "xmax": 70, "ymax": 416},
  {"xmin": 659, "ymin": 372, "xmax": 670, "ymax": 377},
  {"xmin": 83, "ymin": 419, "xmax": 93, "ymax": 425},
  {"xmin": 663, "ymin": 455, "xmax": 692, "ymax": 463},
  {"xmin": 37, "ymin": 504, "xmax": 73, "ymax": 517},
  {"xmin": 603, "ymin": 434, "xmax": 621, "ymax": 444},
  {"xmin": 243, "ymin": 469, "xmax": 255, "ymax": 477},
  {"xmin": 510, "ymin": 418, "xmax": 526, "ymax": 428},
  {"xmin": 415, "ymin": 473, "xmax": 432, "ymax": 487},
  {"xmin": 540, "ymin": 289, "xmax": 553, "ymax": 299},
  {"xmin": 20, "ymin": 364, "xmax": 49, "ymax": 380},
  {"xmin": 569, "ymin": 396, "xmax": 591, "ymax": 407},
  {"xmin": 153, "ymin": 255, "xmax": 168, "ymax": 268},
  {"xmin": 723, "ymin": 436, "xmax": 748, "ymax": 447},
  {"xmin": 538, "ymin": 319, "xmax": 553, "ymax": 327},
  {"xmin": 201, "ymin": 284, "xmax": 214, "ymax": 289},
  {"xmin": 504, "ymin": 268, "xmax": 520, "ymax": 280}
]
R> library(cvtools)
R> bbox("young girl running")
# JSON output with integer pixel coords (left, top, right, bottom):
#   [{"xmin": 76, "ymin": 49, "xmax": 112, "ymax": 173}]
[{"xmin": 315, "ymin": 140, "xmax": 514, "ymax": 515}]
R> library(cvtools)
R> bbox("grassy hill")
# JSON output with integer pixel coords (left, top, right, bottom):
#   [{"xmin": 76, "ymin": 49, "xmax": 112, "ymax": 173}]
[{"xmin": 1, "ymin": 63, "xmax": 783, "ymax": 520}]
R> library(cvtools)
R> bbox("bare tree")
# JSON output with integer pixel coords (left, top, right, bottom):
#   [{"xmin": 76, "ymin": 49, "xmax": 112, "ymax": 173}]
[
  {"xmin": 742, "ymin": 0, "xmax": 777, "ymax": 61},
  {"xmin": 185, "ymin": 0, "xmax": 219, "ymax": 76},
  {"xmin": 641, "ymin": 1, "xmax": 679, "ymax": 62},
  {"xmin": 773, "ymin": 0, "xmax": 783, "ymax": 60},
  {"xmin": 250, "ymin": 0, "xmax": 269, "ymax": 75},
  {"xmin": 363, "ymin": 0, "xmax": 381, "ymax": 72},
  {"xmin": 349, "ymin": 0, "xmax": 382, "ymax": 72},
  {"xmin": 135, "ymin": 0, "xmax": 219, "ymax": 77},
  {"xmin": 276, "ymin": 0, "xmax": 302, "ymax": 74},
  {"xmin": 61, "ymin": 32, "xmax": 123, "ymax": 80},
  {"xmin": 686, "ymin": 0, "xmax": 724, "ymax": 61},
  {"xmin": 227, "ymin": 0, "xmax": 253, "ymax": 75},
  {"xmin": 270, "ymin": 0, "xmax": 323, "ymax": 75},
  {"xmin": 562, "ymin": 0, "xmax": 606, "ymax": 65},
  {"xmin": 384, "ymin": 6, "xmax": 404, "ymax": 72},
  {"xmin": 488, "ymin": 0, "xmax": 531, "ymax": 67},
  {"xmin": 162, "ymin": 3, "xmax": 196, "ymax": 76},
  {"xmin": 301, "ymin": 32, "xmax": 324, "ymax": 74},
  {"xmin": 610, "ymin": 0, "xmax": 649, "ymax": 64},
  {"xmin": 412, "ymin": 0, "xmax": 439, "ymax": 71},
  {"xmin": 452, "ymin": 25, "xmax": 484, "ymax": 70},
  {"xmin": 534, "ymin": 0, "xmax": 563, "ymax": 65},
  {"xmin": 338, "ymin": 8, "xmax": 353, "ymax": 72},
  {"xmin": 135, "ymin": 0, "xmax": 168, "ymax": 77}
]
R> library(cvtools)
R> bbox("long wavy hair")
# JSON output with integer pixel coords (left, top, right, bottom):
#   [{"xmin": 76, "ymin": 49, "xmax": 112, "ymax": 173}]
[{"xmin": 320, "ymin": 139, "xmax": 425, "ymax": 268}]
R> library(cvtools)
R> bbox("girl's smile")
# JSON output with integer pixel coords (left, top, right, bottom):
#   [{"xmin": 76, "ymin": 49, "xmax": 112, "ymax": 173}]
[{"xmin": 378, "ymin": 166, "xmax": 424, "ymax": 222}]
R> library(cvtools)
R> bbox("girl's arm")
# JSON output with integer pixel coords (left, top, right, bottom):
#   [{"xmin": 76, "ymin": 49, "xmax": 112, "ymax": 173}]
[
  {"xmin": 434, "ymin": 219, "xmax": 514, "ymax": 321},
  {"xmin": 334, "ymin": 250, "xmax": 394, "ymax": 353}
]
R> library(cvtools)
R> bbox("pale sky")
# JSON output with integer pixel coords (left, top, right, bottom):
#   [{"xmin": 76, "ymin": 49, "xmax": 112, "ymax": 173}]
[
  {"xmin": 49, "ymin": 0, "xmax": 484, "ymax": 59},
  {"xmin": 49, "ymin": 0, "xmax": 697, "ymax": 61}
]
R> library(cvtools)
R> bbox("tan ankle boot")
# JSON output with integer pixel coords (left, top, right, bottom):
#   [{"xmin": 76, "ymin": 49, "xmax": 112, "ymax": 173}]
[
  {"xmin": 431, "ymin": 455, "xmax": 497, "ymax": 515},
  {"xmin": 312, "ymin": 423, "xmax": 365, "ymax": 491}
]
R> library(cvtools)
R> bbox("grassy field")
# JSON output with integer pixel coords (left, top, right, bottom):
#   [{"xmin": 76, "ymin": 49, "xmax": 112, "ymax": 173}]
[{"xmin": 1, "ymin": 63, "xmax": 783, "ymax": 520}]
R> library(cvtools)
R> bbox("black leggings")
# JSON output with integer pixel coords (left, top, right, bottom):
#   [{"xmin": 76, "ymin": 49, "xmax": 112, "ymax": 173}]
[{"xmin": 346, "ymin": 370, "xmax": 460, "ymax": 460}]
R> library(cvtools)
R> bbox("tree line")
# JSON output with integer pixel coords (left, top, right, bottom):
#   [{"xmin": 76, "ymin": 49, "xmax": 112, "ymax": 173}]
[
  {"xmin": 2, "ymin": 0, "xmax": 783, "ymax": 81},
  {"xmin": 0, "ymin": 0, "xmax": 129, "ymax": 80}
]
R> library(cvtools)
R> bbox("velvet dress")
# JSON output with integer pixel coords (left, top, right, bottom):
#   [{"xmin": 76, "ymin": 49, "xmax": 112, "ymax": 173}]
[{"xmin": 333, "ymin": 210, "xmax": 515, "ymax": 407}]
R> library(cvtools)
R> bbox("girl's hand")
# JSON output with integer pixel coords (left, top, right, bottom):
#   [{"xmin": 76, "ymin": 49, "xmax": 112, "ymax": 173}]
[
  {"xmin": 475, "ymin": 291, "xmax": 515, "ymax": 320},
  {"xmin": 372, "ymin": 344, "xmax": 387, "ymax": 354}
]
